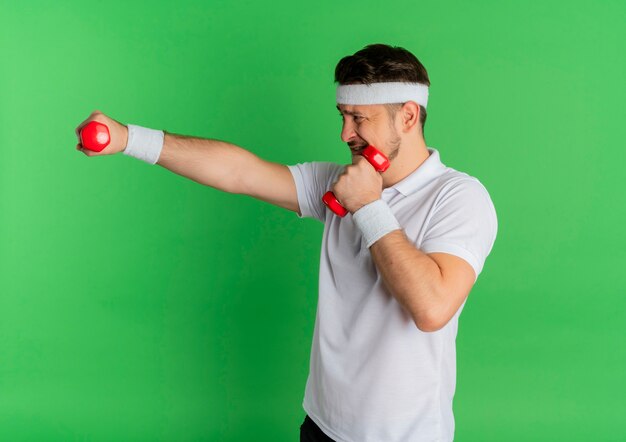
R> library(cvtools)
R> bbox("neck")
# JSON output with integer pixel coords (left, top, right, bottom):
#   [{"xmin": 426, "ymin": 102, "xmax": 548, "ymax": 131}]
[{"xmin": 382, "ymin": 137, "xmax": 430, "ymax": 188}]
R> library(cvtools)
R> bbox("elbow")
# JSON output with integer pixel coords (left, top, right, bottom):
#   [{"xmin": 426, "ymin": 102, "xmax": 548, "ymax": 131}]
[
  {"xmin": 413, "ymin": 311, "xmax": 446, "ymax": 333},
  {"xmin": 414, "ymin": 319, "xmax": 444, "ymax": 333}
]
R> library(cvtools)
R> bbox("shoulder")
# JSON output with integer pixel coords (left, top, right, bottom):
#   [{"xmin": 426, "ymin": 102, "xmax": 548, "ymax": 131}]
[
  {"xmin": 288, "ymin": 161, "xmax": 344, "ymax": 175},
  {"xmin": 433, "ymin": 168, "xmax": 494, "ymax": 206},
  {"xmin": 426, "ymin": 168, "xmax": 498, "ymax": 231},
  {"xmin": 288, "ymin": 161, "xmax": 345, "ymax": 184}
]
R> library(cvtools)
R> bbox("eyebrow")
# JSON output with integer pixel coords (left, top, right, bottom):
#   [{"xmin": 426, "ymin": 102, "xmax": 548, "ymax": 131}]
[{"xmin": 336, "ymin": 105, "xmax": 364, "ymax": 116}]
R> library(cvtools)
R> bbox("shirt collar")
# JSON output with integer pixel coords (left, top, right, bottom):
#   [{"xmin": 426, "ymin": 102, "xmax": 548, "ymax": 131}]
[{"xmin": 389, "ymin": 148, "xmax": 446, "ymax": 196}]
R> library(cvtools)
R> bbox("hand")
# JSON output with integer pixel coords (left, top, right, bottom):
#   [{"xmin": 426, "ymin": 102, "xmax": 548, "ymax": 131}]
[
  {"xmin": 75, "ymin": 110, "xmax": 128, "ymax": 156},
  {"xmin": 331, "ymin": 155, "xmax": 383, "ymax": 214}
]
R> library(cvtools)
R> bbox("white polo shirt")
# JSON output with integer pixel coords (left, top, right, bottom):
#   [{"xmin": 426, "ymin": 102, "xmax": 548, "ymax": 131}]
[{"xmin": 287, "ymin": 147, "xmax": 498, "ymax": 442}]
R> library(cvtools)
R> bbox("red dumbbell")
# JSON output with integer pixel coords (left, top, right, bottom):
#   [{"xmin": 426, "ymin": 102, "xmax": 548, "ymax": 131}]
[
  {"xmin": 79, "ymin": 121, "xmax": 111, "ymax": 152},
  {"xmin": 322, "ymin": 145, "xmax": 390, "ymax": 217}
]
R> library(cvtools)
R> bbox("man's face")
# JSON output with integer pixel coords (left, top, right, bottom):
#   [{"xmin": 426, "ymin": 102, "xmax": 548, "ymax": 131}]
[{"xmin": 336, "ymin": 103, "xmax": 401, "ymax": 161}]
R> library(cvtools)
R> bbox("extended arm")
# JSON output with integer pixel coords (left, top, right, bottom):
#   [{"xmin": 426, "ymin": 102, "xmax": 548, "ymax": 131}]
[
  {"xmin": 157, "ymin": 132, "xmax": 299, "ymax": 213},
  {"xmin": 76, "ymin": 111, "xmax": 300, "ymax": 214}
]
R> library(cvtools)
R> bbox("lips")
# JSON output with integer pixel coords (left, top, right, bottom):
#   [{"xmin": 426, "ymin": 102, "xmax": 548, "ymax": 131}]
[{"xmin": 350, "ymin": 145, "xmax": 367, "ymax": 154}]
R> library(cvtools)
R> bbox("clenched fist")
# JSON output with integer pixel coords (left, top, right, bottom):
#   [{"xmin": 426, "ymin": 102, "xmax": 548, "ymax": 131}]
[
  {"xmin": 331, "ymin": 156, "xmax": 383, "ymax": 214},
  {"xmin": 75, "ymin": 110, "xmax": 128, "ymax": 157}
]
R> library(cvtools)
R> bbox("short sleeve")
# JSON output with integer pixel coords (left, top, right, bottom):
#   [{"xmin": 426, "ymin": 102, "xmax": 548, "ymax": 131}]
[
  {"xmin": 420, "ymin": 178, "xmax": 498, "ymax": 282},
  {"xmin": 287, "ymin": 162, "xmax": 344, "ymax": 223}
]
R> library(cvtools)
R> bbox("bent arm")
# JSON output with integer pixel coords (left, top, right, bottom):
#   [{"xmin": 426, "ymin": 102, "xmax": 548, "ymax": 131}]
[{"xmin": 370, "ymin": 230, "xmax": 475, "ymax": 332}]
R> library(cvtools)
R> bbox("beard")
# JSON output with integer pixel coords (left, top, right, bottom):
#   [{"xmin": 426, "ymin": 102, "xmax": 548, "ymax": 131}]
[
  {"xmin": 386, "ymin": 129, "xmax": 402, "ymax": 161},
  {"xmin": 348, "ymin": 126, "xmax": 402, "ymax": 160}
]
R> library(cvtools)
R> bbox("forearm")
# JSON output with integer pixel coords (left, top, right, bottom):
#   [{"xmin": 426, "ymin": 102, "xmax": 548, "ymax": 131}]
[
  {"xmin": 370, "ymin": 230, "xmax": 443, "ymax": 331},
  {"xmin": 156, "ymin": 132, "xmax": 256, "ymax": 193}
]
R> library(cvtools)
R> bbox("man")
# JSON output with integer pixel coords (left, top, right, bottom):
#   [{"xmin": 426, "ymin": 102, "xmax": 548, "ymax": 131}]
[{"xmin": 76, "ymin": 43, "xmax": 498, "ymax": 442}]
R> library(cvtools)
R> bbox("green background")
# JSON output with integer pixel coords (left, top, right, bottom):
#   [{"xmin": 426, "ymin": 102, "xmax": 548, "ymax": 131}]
[{"xmin": 1, "ymin": 0, "xmax": 624, "ymax": 440}]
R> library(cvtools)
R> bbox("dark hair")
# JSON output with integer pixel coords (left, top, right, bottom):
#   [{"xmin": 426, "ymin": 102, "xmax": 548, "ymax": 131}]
[{"xmin": 334, "ymin": 43, "xmax": 430, "ymax": 135}]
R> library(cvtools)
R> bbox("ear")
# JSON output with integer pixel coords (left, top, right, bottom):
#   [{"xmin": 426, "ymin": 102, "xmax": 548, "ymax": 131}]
[{"xmin": 401, "ymin": 101, "xmax": 421, "ymax": 133}]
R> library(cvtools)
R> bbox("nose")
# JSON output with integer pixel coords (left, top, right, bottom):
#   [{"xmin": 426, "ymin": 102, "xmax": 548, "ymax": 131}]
[{"xmin": 340, "ymin": 120, "xmax": 357, "ymax": 143}]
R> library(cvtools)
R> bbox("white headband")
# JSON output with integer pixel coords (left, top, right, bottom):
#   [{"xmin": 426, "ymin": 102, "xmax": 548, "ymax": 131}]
[{"xmin": 336, "ymin": 82, "xmax": 429, "ymax": 108}]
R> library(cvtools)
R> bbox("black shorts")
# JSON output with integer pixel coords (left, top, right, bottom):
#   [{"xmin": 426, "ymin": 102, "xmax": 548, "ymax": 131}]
[{"xmin": 300, "ymin": 415, "xmax": 336, "ymax": 442}]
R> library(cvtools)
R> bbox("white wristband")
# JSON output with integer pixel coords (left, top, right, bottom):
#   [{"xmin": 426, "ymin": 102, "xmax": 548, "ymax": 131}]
[
  {"xmin": 352, "ymin": 199, "xmax": 402, "ymax": 248},
  {"xmin": 123, "ymin": 124, "xmax": 165, "ymax": 164}
]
